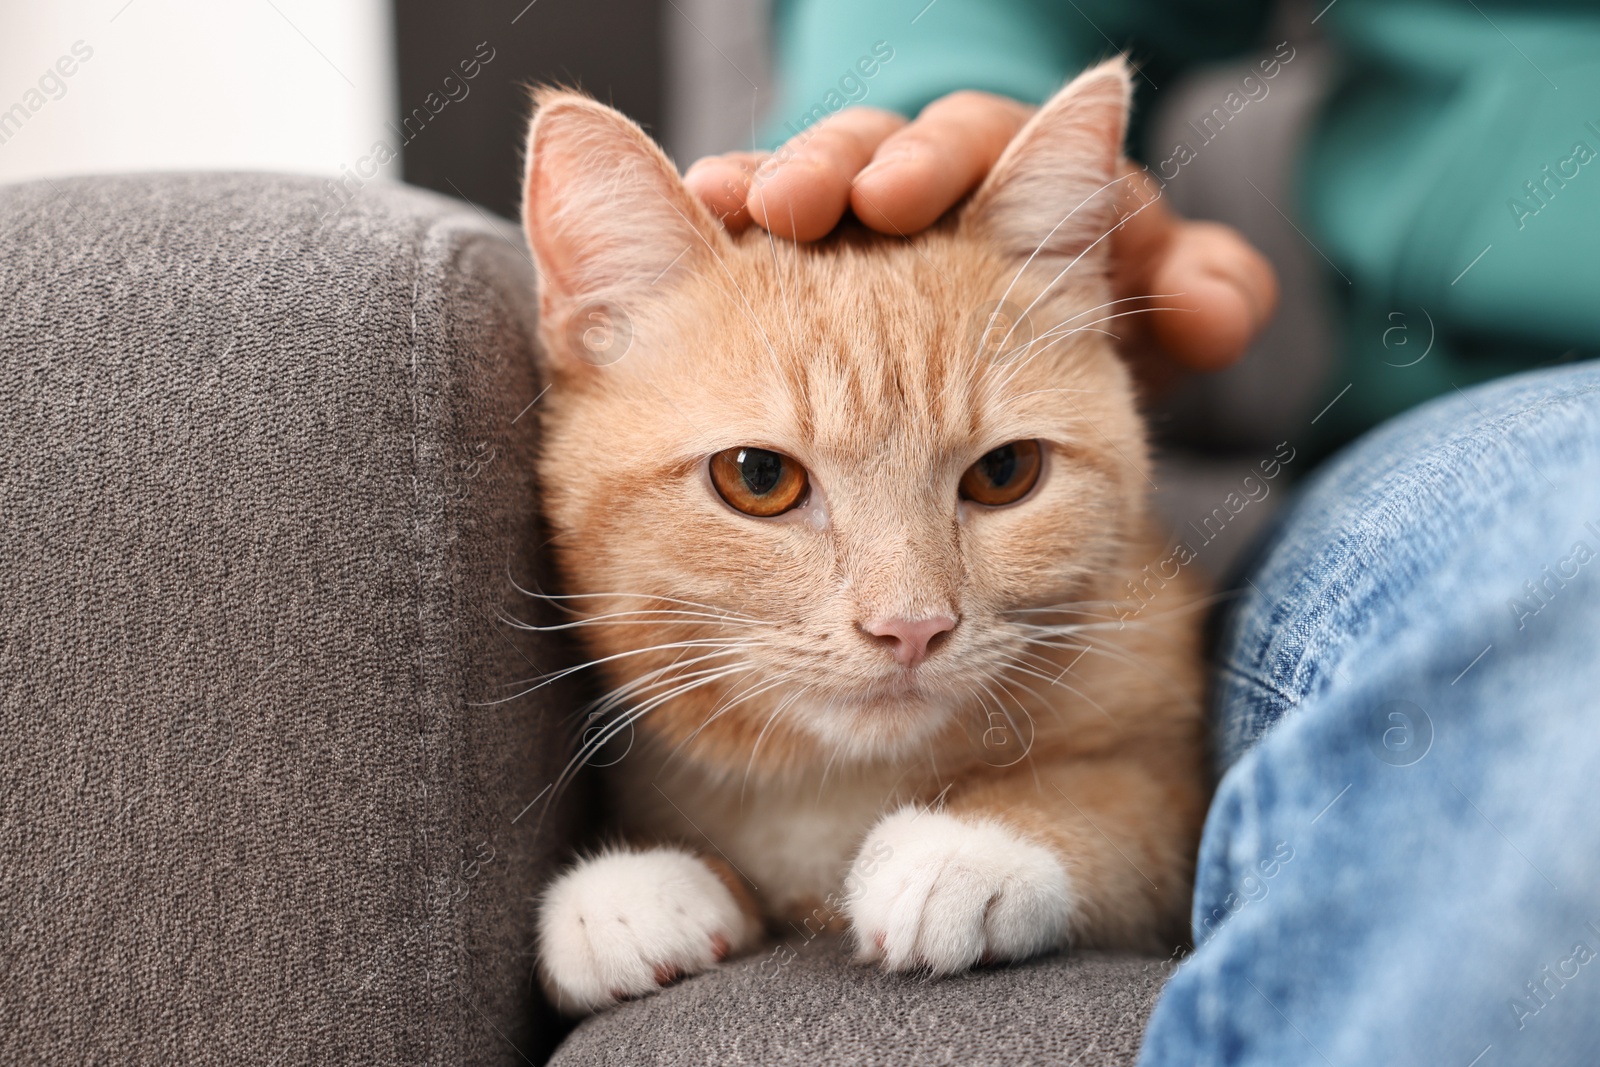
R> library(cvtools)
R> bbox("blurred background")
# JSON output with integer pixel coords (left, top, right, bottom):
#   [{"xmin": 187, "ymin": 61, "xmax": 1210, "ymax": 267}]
[{"xmin": 0, "ymin": 0, "xmax": 767, "ymax": 221}]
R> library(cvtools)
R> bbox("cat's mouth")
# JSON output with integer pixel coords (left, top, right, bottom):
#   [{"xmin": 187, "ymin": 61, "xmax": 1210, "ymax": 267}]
[
  {"xmin": 870, "ymin": 675, "xmax": 934, "ymax": 700},
  {"xmin": 853, "ymin": 670, "xmax": 939, "ymax": 703},
  {"xmin": 792, "ymin": 678, "xmax": 961, "ymax": 759},
  {"xmin": 829, "ymin": 673, "xmax": 967, "ymax": 726}
]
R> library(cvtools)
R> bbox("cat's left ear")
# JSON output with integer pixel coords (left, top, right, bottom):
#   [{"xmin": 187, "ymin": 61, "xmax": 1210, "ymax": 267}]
[
  {"xmin": 522, "ymin": 89, "xmax": 726, "ymax": 367},
  {"xmin": 960, "ymin": 59, "xmax": 1133, "ymax": 270}
]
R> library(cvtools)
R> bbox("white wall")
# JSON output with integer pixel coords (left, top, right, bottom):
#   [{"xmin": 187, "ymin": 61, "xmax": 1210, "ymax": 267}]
[{"xmin": 0, "ymin": 0, "xmax": 396, "ymax": 184}]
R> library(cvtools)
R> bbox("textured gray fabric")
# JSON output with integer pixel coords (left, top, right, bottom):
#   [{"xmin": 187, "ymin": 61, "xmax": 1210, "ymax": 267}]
[
  {"xmin": 0, "ymin": 173, "xmax": 583, "ymax": 1065},
  {"xmin": 549, "ymin": 937, "xmax": 1168, "ymax": 1066},
  {"xmin": 0, "ymin": 171, "xmax": 1169, "ymax": 1065}
]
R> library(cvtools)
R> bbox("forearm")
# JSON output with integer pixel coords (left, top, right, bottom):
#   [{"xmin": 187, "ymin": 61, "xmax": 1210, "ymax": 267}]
[{"xmin": 947, "ymin": 750, "xmax": 1207, "ymax": 951}]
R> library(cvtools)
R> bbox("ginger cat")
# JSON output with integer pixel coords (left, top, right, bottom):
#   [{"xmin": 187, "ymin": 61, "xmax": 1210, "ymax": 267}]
[{"xmin": 522, "ymin": 59, "xmax": 1208, "ymax": 1015}]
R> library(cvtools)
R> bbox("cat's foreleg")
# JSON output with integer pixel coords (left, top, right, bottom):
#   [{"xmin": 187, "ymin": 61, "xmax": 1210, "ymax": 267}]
[
  {"xmin": 844, "ymin": 756, "xmax": 1201, "ymax": 973},
  {"xmin": 536, "ymin": 845, "xmax": 762, "ymax": 1013}
]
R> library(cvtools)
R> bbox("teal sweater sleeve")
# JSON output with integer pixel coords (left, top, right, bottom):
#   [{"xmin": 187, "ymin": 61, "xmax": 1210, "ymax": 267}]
[{"xmin": 766, "ymin": 0, "xmax": 1271, "ymax": 145}]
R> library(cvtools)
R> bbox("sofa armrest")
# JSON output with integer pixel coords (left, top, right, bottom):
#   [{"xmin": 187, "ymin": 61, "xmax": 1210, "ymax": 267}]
[{"xmin": 0, "ymin": 173, "xmax": 582, "ymax": 1064}]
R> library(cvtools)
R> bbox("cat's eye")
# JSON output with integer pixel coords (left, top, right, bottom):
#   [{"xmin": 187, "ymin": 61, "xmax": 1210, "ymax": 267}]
[
  {"xmin": 709, "ymin": 446, "xmax": 809, "ymax": 517},
  {"xmin": 960, "ymin": 440, "xmax": 1042, "ymax": 506}
]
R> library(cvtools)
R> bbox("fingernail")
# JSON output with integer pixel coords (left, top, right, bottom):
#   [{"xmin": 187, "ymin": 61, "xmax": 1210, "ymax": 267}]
[{"xmin": 853, "ymin": 152, "xmax": 913, "ymax": 184}]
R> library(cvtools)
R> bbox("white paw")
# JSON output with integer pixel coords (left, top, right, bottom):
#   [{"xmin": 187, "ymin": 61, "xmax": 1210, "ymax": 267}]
[
  {"xmin": 845, "ymin": 807, "xmax": 1073, "ymax": 974},
  {"xmin": 537, "ymin": 847, "xmax": 757, "ymax": 1014}
]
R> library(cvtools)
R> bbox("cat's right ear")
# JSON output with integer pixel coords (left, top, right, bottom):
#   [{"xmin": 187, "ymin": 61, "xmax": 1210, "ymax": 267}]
[
  {"xmin": 959, "ymin": 59, "xmax": 1133, "ymax": 272},
  {"xmin": 522, "ymin": 89, "xmax": 725, "ymax": 371}
]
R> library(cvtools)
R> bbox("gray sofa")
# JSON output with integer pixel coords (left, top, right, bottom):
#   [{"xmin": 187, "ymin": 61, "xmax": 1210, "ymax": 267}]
[{"xmin": 2, "ymin": 173, "xmax": 1161, "ymax": 1065}]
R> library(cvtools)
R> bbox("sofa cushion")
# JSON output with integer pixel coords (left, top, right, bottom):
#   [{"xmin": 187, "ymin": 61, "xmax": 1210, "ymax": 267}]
[{"xmin": 549, "ymin": 936, "xmax": 1168, "ymax": 1066}]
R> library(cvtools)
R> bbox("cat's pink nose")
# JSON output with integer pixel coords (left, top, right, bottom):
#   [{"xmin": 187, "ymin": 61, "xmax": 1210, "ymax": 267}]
[{"xmin": 860, "ymin": 615, "xmax": 958, "ymax": 668}]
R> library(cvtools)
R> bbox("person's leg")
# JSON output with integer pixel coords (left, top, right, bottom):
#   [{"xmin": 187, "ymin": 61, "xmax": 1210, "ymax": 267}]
[{"xmin": 1140, "ymin": 362, "xmax": 1600, "ymax": 1066}]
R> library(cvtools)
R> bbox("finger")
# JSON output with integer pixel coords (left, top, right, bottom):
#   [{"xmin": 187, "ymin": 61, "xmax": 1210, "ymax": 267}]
[
  {"xmin": 1108, "ymin": 162, "xmax": 1181, "ymax": 277},
  {"xmin": 849, "ymin": 92, "xmax": 1034, "ymax": 235},
  {"xmin": 1145, "ymin": 222, "xmax": 1279, "ymax": 370},
  {"xmin": 747, "ymin": 108, "xmax": 907, "ymax": 241},
  {"xmin": 1109, "ymin": 164, "xmax": 1277, "ymax": 370},
  {"xmin": 683, "ymin": 151, "xmax": 770, "ymax": 233}
]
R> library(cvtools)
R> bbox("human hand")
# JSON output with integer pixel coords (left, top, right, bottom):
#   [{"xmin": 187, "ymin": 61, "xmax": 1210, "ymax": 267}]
[{"xmin": 683, "ymin": 90, "xmax": 1277, "ymax": 374}]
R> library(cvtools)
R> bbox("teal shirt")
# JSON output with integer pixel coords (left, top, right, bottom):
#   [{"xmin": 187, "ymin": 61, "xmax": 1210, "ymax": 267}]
[{"xmin": 767, "ymin": 0, "xmax": 1600, "ymax": 446}]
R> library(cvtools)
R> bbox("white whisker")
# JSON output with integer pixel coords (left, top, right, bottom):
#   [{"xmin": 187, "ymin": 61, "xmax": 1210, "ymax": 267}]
[
  {"xmin": 977, "ymin": 170, "xmax": 1142, "ymax": 362},
  {"xmin": 551, "ymin": 664, "xmax": 756, "ymax": 801},
  {"xmin": 474, "ymin": 637, "xmax": 766, "ymax": 706},
  {"xmin": 515, "ymin": 587, "xmax": 765, "ymax": 622},
  {"xmin": 674, "ymin": 668, "xmax": 796, "ymax": 758},
  {"xmin": 508, "ymin": 609, "xmax": 775, "ymax": 633},
  {"xmin": 996, "ymin": 183, "xmax": 1164, "ymax": 357},
  {"xmin": 743, "ymin": 687, "xmax": 807, "ymax": 798}
]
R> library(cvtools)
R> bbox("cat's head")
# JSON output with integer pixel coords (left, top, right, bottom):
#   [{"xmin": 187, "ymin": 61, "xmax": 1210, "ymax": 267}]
[{"xmin": 522, "ymin": 61, "xmax": 1151, "ymax": 769}]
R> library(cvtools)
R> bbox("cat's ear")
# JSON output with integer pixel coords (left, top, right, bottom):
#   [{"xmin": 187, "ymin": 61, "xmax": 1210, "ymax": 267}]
[
  {"xmin": 521, "ymin": 89, "xmax": 725, "ymax": 366},
  {"xmin": 960, "ymin": 59, "xmax": 1132, "ymax": 268}
]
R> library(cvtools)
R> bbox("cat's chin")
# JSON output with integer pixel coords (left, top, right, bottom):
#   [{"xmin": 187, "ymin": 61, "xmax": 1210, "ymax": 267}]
[{"xmin": 793, "ymin": 685, "xmax": 960, "ymax": 763}]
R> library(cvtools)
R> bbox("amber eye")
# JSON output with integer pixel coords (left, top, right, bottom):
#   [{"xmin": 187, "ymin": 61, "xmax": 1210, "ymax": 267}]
[
  {"xmin": 709, "ymin": 446, "xmax": 809, "ymax": 517},
  {"xmin": 960, "ymin": 440, "xmax": 1042, "ymax": 506}
]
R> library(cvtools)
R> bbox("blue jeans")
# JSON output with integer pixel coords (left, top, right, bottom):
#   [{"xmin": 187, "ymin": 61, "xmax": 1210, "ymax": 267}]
[{"xmin": 1140, "ymin": 363, "xmax": 1600, "ymax": 1066}]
